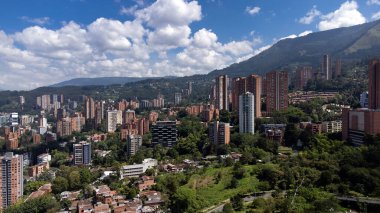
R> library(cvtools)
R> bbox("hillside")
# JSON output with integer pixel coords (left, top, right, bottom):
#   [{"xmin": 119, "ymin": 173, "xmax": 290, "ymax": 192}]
[
  {"xmin": 208, "ymin": 19, "xmax": 380, "ymax": 78},
  {"xmin": 50, "ymin": 76, "xmax": 170, "ymax": 87}
]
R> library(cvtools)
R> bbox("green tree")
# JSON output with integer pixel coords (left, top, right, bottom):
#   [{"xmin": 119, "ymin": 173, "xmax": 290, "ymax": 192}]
[
  {"xmin": 231, "ymin": 194, "xmax": 243, "ymax": 211},
  {"xmin": 52, "ymin": 177, "xmax": 69, "ymax": 194}
]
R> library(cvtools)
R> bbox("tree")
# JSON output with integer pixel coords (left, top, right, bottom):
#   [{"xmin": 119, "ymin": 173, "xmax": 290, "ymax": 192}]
[
  {"xmin": 284, "ymin": 123, "xmax": 300, "ymax": 147},
  {"xmin": 222, "ymin": 203, "xmax": 234, "ymax": 213},
  {"xmin": 68, "ymin": 171, "xmax": 81, "ymax": 190},
  {"xmin": 231, "ymin": 194, "xmax": 243, "ymax": 211},
  {"xmin": 219, "ymin": 110, "xmax": 231, "ymax": 123},
  {"xmin": 80, "ymin": 168, "xmax": 92, "ymax": 185},
  {"xmin": 52, "ymin": 176, "xmax": 69, "ymax": 194},
  {"xmin": 170, "ymin": 188, "xmax": 199, "ymax": 212}
]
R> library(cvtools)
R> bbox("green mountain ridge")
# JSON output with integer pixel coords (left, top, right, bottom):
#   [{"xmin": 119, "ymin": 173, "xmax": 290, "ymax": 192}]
[{"xmin": 207, "ymin": 19, "xmax": 380, "ymax": 78}]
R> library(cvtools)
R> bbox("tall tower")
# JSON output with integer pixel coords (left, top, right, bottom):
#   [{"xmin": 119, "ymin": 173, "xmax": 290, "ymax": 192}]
[
  {"xmin": 239, "ymin": 92, "xmax": 255, "ymax": 134},
  {"xmin": 368, "ymin": 59, "xmax": 380, "ymax": 110},
  {"xmin": 0, "ymin": 152, "xmax": 23, "ymax": 209},
  {"xmin": 85, "ymin": 97, "xmax": 95, "ymax": 120},
  {"xmin": 215, "ymin": 75, "xmax": 229, "ymax": 111},
  {"xmin": 266, "ymin": 71, "xmax": 288, "ymax": 114},
  {"xmin": 246, "ymin": 75, "xmax": 262, "ymax": 118},
  {"xmin": 322, "ymin": 54, "xmax": 331, "ymax": 80}
]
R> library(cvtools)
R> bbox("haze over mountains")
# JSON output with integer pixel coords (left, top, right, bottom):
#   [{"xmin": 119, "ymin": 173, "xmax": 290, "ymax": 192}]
[
  {"xmin": 50, "ymin": 77, "xmax": 173, "ymax": 87},
  {"xmin": 50, "ymin": 20, "xmax": 380, "ymax": 88}
]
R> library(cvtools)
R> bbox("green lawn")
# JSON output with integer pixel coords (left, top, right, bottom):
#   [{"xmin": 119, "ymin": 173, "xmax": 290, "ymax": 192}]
[{"xmin": 181, "ymin": 165, "xmax": 260, "ymax": 210}]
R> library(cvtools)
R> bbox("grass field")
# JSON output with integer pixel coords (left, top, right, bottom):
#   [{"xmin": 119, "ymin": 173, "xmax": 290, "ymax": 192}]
[{"xmin": 180, "ymin": 165, "xmax": 260, "ymax": 209}]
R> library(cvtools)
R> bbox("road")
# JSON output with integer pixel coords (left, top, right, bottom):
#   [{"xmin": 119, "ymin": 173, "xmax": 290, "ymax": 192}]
[{"xmin": 205, "ymin": 191, "xmax": 274, "ymax": 213}]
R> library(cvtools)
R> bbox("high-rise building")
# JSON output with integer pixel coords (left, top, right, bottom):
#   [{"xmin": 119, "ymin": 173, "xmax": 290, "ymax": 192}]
[
  {"xmin": 322, "ymin": 54, "xmax": 331, "ymax": 80},
  {"xmin": 0, "ymin": 152, "xmax": 23, "ymax": 209},
  {"xmin": 246, "ymin": 75, "xmax": 262, "ymax": 117},
  {"xmin": 41, "ymin": 95, "xmax": 50, "ymax": 110},
  {"xmin": 152, "ymin": 121, "xmax": 177, "ymax": 147},
  {"xmin": 95, "ymin": 101, "xmax": 104, "ymax": 127},
  {"xmin": 342, "ymin": 108, "xmax": 380, "ymax": 145},
  {"xmin": 334, "ymin": 59, "xmax": 342, "ymax": 78},
  {"xmin": 174, "ymin": 93, "xmax": 182, "ymax": 105},
  {"xmin": 85, "ymin": 97, "xmax": 95, "ymax": 120},
  {"xmin": 9, "ymin": 113, "xmax": 18, "ymax": 126},
  {"xmin": 232, "ymin": 75, "xmax": 262, "ymax": 117},
  {"xmin": 342, "ymin": 59, "xmax": 380, "ymax": 145},
  {"xmin": 208, "ymin": 121, "xmax": 230, "ymax": 145},
  {"xmin": 5, "ymin": 131, "xmax": 18, "ymax": 150},
  {"xmin": 127, "ymin": 135, "xmax": 142, "ymax": 156},
  {"xmin": 188, "ymin": 82, "xmax": 193, "ymax": 95},
  {"xmin": 360, "ymin": 91, "xmax": 368, "ymax": 108},
  {"xmin": 124, "ymin": 110, "xmax": 136, "ymax": 125},
  {"xmin": 107, "ymin": 110, "xmax": 118, "ymax": 133},
  {"xmin": 56, "ymin": 118, "xmax": 72, "ymax": 137},
  {"xmin": 215, "ymin": 75, "xmax": 229, "ymax": 111},
  {"xmin": 266, "ymin": 71, "xmax": 289, "ymax": 113},
  {"xmin": 73, "ymin": 142, "xmax": 91, "ymax": 165},
  {"xmin": 294, "ymin": 66, "xmax": 313, "ymax": 90},
  {"xmin": 368, "ymin": 59, "xmax": 380, "ymax": 110},
  {"xmin": 239, "ymin": 92, "xmax": 255, "ymax": 134}
]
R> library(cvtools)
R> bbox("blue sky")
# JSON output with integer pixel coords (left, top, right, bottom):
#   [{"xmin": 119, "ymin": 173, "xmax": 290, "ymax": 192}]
[{"xmin": 0, "ymin": 0, "xmax": 379, "ymax": 90}]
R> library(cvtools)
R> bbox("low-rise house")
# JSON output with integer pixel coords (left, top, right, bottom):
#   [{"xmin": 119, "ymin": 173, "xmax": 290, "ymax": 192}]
[
  {"xmin": 94, "ymin": 203, "xmax": 111, "ymax": 213},
  {"xmin": 28, "ymin": 162, "xmax": 50, "ymax": 178},
  {"xmin": 25, "ymin": 183, "xmax": 52, "ymax": 202},
  {"xmin": 60, "ymin": 190, "xmax": 81, "ymax": 201},
  {"xmin": 95, "ymin": 185, "xmax": 118, "ymax": 205},
  {"xmin": 140, "ymin": 190, "xmax": 164, "ymax": 207},
  {"xmin": 138, "ymin": 176, "xmax": 155, "ymax": 191}
]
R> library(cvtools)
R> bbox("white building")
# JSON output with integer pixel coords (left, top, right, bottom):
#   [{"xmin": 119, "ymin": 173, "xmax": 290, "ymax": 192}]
[
  {"xmin": 107, "ymin": 110, "xmax": 123, "ymax": 132},
  {"xmin": 37, "ymin": 153, "xmax": 52, "ymax": 164},
  {"xmin": 322, "ymin": 120, "xmax": 342, "ymax": 133},
  {"xmin": 239, "ymin": 92, "xmax": 255, "ymax": 134},
  {"xmin": 120, "ymin": 158, "xmax": 157, "ymax": 179}
]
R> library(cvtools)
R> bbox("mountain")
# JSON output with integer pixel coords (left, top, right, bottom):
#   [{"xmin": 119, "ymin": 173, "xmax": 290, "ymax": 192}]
[
  {"xmin": 209, "ymin": 20, "xmax": 380, "ymax": 78},
  {"xmin": 50, "ymin": 76, "xmax": 172, "ymax": 87}
]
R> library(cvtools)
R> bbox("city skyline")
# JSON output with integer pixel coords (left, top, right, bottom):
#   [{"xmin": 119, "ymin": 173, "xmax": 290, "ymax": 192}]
[{"xmin": 0, "ymin": 0, "xmax": 380, "ymax": 90}]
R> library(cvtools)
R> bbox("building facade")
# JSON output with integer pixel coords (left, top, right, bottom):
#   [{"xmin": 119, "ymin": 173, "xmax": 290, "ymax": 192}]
[
  {"xmin": 266, "ymin": 71, "xmax": 288, "ymax": 114},
  {"xmin": 215, "ymin": 75, "xmax": 229, "ymax": 111},
  {"xmin": 152, "ymin": 121, "xmax": 177, "ymax": 147},
  {"xmin": 127, "ymin": 135, "xmax": 142, "ymax": 156},
  {"xmin": 0, "ymin": 152, "xmax": 23, "ymax": 209},
  {"xmin": 73, "ymin": 142, "xmax": 91, "ymax": 165},
  {"xmin": 239, "ymin": 92, "xmax": 255, "ymax": 134},
  {"xmin": 208, "ymin": 121, "xmax": 230, "ymax": 145}
]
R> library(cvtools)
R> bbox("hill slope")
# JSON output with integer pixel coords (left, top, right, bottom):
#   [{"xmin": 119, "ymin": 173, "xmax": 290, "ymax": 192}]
[
  {"xmin": 209, "ymin": 20, "xmax": 380, "ymax": 78},
  {"xmin": 50, "ymin": 77, "xmax": 168, "ymax": 87}
]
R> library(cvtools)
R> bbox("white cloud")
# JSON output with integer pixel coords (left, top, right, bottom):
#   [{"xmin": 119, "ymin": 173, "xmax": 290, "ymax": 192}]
[
  {"xmin": 135, "ymin": 0, "xmax": 201, "ymax": 28},
  {"xmin": 20, "ymin": 16, "xmax": 50, "ymax": 25},
  {"xmin": 318, "ymin": 1, "xmax": 366, "ymax": 31},
  {"xmin": 298, "ymin": 30, "xmax": 313, "ymax": 37},
  {"xmin": 120, "ymin": 5, "xmax": 139, "ymax": 15},
  {"xmin": 246, "ymin": 6, "xmax": 261, "ymax": 15},
  {"xmin": 279, "ymin": 31, "xmax": 313, "ymax": 41},
  {"xmin": 0, "ymin": 0, "xmax": 272, "ymax": 90},
  {"xmin": 298, "ymin": 5, "xmax": 321, "ymax": 24},
  {"xmin": 367, "ymin": 0, "xmax": 380, "ymax": 5},
  {"xmin": 372, "ymin": 11, "xmax": 380, "ymax": 20}
]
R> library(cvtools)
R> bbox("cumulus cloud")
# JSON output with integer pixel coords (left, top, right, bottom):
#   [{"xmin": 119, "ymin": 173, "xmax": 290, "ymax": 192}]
[
  {"xmin": 367, "ymin": 0, "xmax": 380, "ymax": 5},
  {"xmin": 246, "ymin": 6, "xmax": 261, "ymax": 15},
  {"xmin": 135, "ymin": 0, "xmax": 201, "ymax": 28},
  {"xmin": 0, "ymin": 0, "xmax": 270, "ymax": 90},
  {"xmin": 298, "ymin": 6, "xmax": 321, "ymax": 24},
  {"xmin": 318, "ymin": 1, "xmax": 366, "ymax": 31}
]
